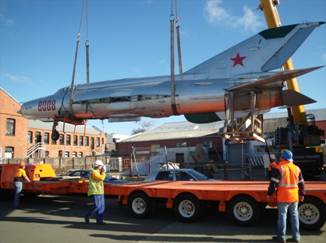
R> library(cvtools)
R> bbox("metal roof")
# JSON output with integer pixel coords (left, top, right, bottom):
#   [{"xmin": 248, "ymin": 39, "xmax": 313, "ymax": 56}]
[
  {"xmin": 28, "ymin": 120, "xmax": 104, "ymax": 135},
  {"xmin": 119, "ymin": 121, "xmax": 224, "ymax": 143},
  {"xmin": 120, "ymin": 108, "xmax": 326, "ymax": 143},
  {"xmin": 263, "ymin": 108, "xmax": 326, "ymax": 120}
]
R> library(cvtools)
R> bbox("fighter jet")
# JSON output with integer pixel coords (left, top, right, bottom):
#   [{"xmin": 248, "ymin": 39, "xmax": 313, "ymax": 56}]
[{"xmin": 20, "ymin": 22, "xmax": 324, "ymax": 141}]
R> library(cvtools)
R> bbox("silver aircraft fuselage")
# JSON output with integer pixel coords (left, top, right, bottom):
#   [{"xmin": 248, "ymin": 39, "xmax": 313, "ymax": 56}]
[
  {"xmin": 20, "ymin": 22, "xmax": 323, "ymax": 124},
  {"xmin": 20, "ymin": 74, "xmax": 229, "ymax": 121}
]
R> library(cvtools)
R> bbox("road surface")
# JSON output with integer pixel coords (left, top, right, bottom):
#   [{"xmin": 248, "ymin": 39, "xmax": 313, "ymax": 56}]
[{"xmin": 0, "ymin": 195, "xmax": 325, "ymax": 243}]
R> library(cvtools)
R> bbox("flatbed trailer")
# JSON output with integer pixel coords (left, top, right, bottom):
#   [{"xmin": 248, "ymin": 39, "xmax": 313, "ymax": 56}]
[{"xmin": 1, "ymin": 164, "xmax": 325, "ymax": 230}]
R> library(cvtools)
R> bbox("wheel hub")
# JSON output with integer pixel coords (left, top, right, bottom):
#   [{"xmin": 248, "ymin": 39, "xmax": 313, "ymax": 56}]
[
  {"xmin": 132, "ymin": 197, "xmax": 147, "ymax": 214},
  {"xmin": 299, "ymin": 203, "xmax": 320, "ymax": 225},
  {"xmin": 233, "ymin": 201, "xmax": 253, "ymax": 222},
  {"xmin": 179, "ymin": 200, "xmax": 195, "ymax": 218}
]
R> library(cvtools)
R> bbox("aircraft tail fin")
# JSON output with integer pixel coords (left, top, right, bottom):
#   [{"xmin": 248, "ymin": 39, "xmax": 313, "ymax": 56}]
[{"xmin": 185, "ymin": 22, "xmax": 324, "ymax": 77}]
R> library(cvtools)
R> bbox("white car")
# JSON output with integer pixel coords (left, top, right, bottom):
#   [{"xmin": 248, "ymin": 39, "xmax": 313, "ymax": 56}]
[{"xmin": 145, "ymin": 168, "xmax": 209, "ymax": 182}]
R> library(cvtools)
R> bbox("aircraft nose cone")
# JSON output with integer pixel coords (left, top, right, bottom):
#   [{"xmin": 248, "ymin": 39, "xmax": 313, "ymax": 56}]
[{"xmin": 19, "ymin": 100, "xmax": 39, "ymax": 118}]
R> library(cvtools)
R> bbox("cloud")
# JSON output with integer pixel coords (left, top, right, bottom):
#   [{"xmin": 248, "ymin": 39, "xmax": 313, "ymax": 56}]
[
  {"xmin": 204, "ymin": 0, "xmax": 262, "ymax": 32},
  {"xmin": 0, "ymin": 13, "xmax": 14, "ymax": 27},
  {"xmin": 0, "ymin": 71, "xmax": 32, "ymax": 83}
]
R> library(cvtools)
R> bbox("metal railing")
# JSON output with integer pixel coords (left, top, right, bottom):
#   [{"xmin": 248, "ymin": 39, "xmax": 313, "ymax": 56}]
[{"xmin": 26, "ymin": 142, "xmax": 45, "ymax": 158}]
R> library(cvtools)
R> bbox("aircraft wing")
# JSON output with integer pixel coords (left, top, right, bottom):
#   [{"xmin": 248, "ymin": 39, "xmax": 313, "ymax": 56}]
[{"xmin": 227, "ymin": 66, "xmax": 323, "ymax": 92}]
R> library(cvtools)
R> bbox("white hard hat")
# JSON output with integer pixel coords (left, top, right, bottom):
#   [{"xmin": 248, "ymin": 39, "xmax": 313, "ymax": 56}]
[{"xmin": 93, "ymin": 160, "xmax": 104, "ymax": 168}]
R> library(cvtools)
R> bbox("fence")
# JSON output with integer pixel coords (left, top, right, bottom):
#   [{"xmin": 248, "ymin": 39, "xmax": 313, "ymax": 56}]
[{"xmin": 0, "ymin": 156, "xmax": 123, "ymax": 175}]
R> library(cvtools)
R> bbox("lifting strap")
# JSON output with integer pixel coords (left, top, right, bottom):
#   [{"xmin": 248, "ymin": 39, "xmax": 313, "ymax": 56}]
[{"xmin": 170, "ymin": 0, "xmax": 183, "ymax": 115}]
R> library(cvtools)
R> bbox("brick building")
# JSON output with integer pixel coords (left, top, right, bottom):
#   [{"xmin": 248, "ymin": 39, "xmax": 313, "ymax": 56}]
[
  {"xmin": 116, "ymin": 109, "xmax": 326, "ymax": 169},
  {"xmin": 27, "ymin": 120, "xmax": 106, "ymax": 158},
  {"xmin": 0, "ymin": 87, "xmax": 107, "ymax": 160},
  {"xmin": 116, "ymin": 122, "xmax": 223, "ymax": 169},
  {"xmin": 0, "ymin": 88, "xmax": 28, "ymax": 158}
]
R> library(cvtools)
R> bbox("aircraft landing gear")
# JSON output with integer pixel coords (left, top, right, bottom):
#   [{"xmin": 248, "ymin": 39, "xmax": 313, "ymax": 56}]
[{"xmin": 51, "ymin": 121, "xmax": 60, "ymax": 141}]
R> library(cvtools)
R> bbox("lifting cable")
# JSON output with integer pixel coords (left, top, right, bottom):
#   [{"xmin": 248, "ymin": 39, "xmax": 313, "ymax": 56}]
[
  {"xmin": 174, "ymin": 0, "xmax": 183, "ymax": 74},
  {"xmin": 169, "ymin": 0, "xmax": 183, "ymax": 115},
  {"xmin": 84, "ymin": 0, "xmax": 90, "ymax": 84},
  {"xmin": 68, "ymin": 0, "xmax": 90, "ymax": 135},
  {"xmin": 170, "ymin": 0, "xmax": 177, "ymax": 115}
]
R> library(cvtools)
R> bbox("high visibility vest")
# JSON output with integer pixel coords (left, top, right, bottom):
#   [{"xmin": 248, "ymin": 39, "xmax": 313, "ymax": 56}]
[
  {"xmin": 88, "ymin": 169, "xmax": 104, "ymax": 196},
  {"xmin": 268, "ymin": 161, "xmax": 278, "ymax": 172},
  {"xmin": 276, "ymin": 160, "xmax": 301, "ymax": 203}
]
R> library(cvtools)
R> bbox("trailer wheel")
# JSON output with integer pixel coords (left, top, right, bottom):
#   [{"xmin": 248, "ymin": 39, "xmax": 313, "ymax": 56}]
[
  {"xmin": 299, "ymin": 197, "xmax": 326, "ymax": 230},
  {"xmin": 128, "ymin": 192, "xmax": 154, "ymax": 218},
  {"xmin": 227, "ymin": 195, "xmax": 261, "ymax": 226},
  {"xmin": 174, "ymin": 194, "xmax": 202, "ymax": 223}
]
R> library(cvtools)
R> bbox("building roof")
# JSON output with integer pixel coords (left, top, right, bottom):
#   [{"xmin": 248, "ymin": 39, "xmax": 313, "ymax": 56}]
[
  {"xmin": 119, "ymin": 121, "xmax": 224, "ymax": 143},
  {"xmin": 28, "ymin": 120, "xmax": 104, "ymax": 135},
  {"xmin": 0, "ymin": 87, "xmax": 20, "ymax": 105},
  {"xmin": 264, "ymin": 108, "xmax": 326, "ymax": 121},
  {"xmin": 120, "ymin": 108, "xmax": 326, "ymax": 143}
]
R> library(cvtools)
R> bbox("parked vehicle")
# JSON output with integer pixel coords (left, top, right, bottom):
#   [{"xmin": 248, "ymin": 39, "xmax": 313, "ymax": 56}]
[
  {"xmin": 67, "ymin": 169, "xmax": 126, "ymax": 184},
  {"xmin": 145, "ymin": 168, "xmax": 210, "ymax": 181}
]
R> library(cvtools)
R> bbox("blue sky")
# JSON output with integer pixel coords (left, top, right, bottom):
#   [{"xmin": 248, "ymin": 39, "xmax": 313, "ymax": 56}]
[{"xmin": 1, "ymin": 0, "xmax": 326, "ymax": 136}]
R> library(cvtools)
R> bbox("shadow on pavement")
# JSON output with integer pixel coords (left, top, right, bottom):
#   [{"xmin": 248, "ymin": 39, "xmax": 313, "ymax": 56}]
[
  {"xmin": 90, "ymin": 234, "xmax": 276, "ymax": 242},
  {"xmin": 0, "ymin": 194, "xmax": 324, "ymax": 240}
]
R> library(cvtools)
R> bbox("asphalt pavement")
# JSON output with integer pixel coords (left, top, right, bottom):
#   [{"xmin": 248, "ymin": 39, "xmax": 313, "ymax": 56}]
[{"xmin": 0, "ymin": 194, "xmax": 325, "ymax": 243}]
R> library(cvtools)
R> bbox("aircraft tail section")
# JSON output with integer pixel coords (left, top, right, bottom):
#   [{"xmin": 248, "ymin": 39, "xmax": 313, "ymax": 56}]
[{"xmin": 185, "ymin": 22, "xmax": 324, "ymax": 77}]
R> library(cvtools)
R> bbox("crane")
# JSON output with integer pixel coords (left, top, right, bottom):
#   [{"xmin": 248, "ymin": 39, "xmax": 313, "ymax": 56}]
[{"xmin": 259, "ymin": 0, "xmax": 325, "ymax": 177}]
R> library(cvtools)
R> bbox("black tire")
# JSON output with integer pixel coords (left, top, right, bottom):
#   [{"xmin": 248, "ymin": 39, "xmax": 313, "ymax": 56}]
[
  {"xmin": 127, "ymin": 192, "xmax": 154, "ymax": 218},
  {"xmin": 173, "ymin": 194, "xmax": 202, "ymax": 223},
  {"xmin": 227, "ymin": 195, "xmax": 261, "ymax": 226},
  {"xmin": 299, "ymin": 196, "xmax": 326, "ymax": 230}
]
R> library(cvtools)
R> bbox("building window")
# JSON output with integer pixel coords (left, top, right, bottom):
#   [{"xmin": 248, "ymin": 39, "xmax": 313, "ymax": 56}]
[
  {"xmin": 6, "ymin": 118, "xmax": 16, "ymax": 136},
  {"xmin": 59, "ymin": 134, "xmax": 64, "ymax": 145},
  {"xmin": 66, "ymin": 135, "xmax": 71, "ymax": 145},
  {"xmin": 45, "ymin": 151, "xmax": 49, "ymax": 158},
  {"xmin": 78, "ymin": 152, "xmax": 83, "ymax": 158},
  {"xmin": 44, "ymin": 132, "xmax": 49, "ymax": 144},
  {"xmin": 79, "ymin": 136, "xmax": 84, "ymax": 146},
  {"xmin": 85, "ymin": 136, "xmax": 89, "ymax": 146},
  {"xmin": 91, "ymin": 137, "xmax": 94, "ymax": 149},
  {"xmin": 35, "ymin": 131, "xmax": 42, "ymax": 143},
  {"xmin": 28, "ymin": 131, "xmax": 33, "ymax": 144},
  {"xmin": 73, "ymin": 135, "xmax": 78, "ymax": 146},
  {"xmin": 72, "ymin": 152, "xmax": 77, "ymax": 158},
  {"xmin": 96, "ymin": 137, "xmax": 100, "ymax": 147},
  {"xmin": 64, "ymin": 151, "xmax": 69, "ymax": 158},
  {"xmin": 102, "ymin": 138, "xmax": 104, "ymax": 144},
  {"xmin": 4, "ymin": 147, "xmax": 14, "ymax": 159},
  {"xmin": 58, "ymin": 150, "xmax": 63, "ymax": 157}
]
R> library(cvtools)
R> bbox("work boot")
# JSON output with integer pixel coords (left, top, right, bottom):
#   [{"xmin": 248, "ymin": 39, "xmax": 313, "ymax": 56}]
[
  {"xmin": 84, "ymin": 216, "xmax": 90, "ymax": 224},
  {"xmin": 287, "ymin": 238, "xmax": 300, "ymax": 243},
  {"xmin": 272, "ymin": 235, "xmax": 286, "ymax": 243},
  {"xmin": 96, "ymin": 221, "xmax": 107, "ymax": 225}
]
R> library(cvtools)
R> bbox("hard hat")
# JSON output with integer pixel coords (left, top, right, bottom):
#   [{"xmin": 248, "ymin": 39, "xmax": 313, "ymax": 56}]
[
  {"xmin": 281, "ymin": 149, "xmax": 293, "ymax": 162},
  {"xmin": 93, "ymin": 160, "xmax": 104, "ymax": 168}
]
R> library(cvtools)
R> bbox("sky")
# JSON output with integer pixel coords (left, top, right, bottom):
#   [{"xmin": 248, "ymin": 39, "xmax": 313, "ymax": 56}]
[{"xmin": 1, "ymin": 0, "xmax": 326, "ymax": 136}]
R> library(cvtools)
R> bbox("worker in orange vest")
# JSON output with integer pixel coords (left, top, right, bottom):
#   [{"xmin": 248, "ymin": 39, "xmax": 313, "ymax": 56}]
[
  {"xmin": 13, "ymin": 162, "xmax": 31, "ymax": 208},
  {"xmin": 267, "ymin": 149, "xmax": 304, "ymax": 243}
]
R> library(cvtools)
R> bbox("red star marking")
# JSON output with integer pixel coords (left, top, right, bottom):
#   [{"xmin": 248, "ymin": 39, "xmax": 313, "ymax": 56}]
[{"xmin": 230, "ymin": 53, "xmax": 246, "ymax": 67}]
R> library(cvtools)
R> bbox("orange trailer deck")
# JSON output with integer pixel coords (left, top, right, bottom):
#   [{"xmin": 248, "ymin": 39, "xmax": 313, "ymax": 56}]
[{"xmin": 1, "ymin": 164, "xmax": 325, "ymax": 230}]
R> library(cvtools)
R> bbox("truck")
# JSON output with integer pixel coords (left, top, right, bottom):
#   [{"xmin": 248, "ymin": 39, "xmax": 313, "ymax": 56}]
[{"xmin": 1, "ymin": 163, "xmax": 325, "ymax": 230}]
